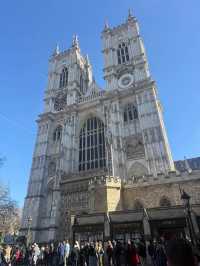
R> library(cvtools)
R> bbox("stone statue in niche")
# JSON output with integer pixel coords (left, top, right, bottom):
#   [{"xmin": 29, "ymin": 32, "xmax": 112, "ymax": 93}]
[
  {"xmin": 125, "ymin": 134, "xmax": 145, "ymax": 159},
  {"xmin": 143, "ymin": 130, "xmax": 149, "ymax": 144},
  {"xmin": 48, "ymin": 162, "xmax": 56, "ymax": 177},
  {"xmin": 105, "ymin": 128, "xmax": 112, "ymax": 148}
]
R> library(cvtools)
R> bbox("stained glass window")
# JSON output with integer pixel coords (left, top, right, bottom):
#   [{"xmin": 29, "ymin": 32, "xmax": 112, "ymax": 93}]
[
  {"xmin": 124, "ymin": 104, "xmax": 138, "ymax": 123},
  {"xmin": 79, "ymin": 118, "xmax": 106, "ymax": 171},
  {"xmin": 117, "ymin": 42, "xmax": 130, "ymax": 65},
  {"xmin": 59, "ymin": 67, "xmax": 68, "ymax": 88}
]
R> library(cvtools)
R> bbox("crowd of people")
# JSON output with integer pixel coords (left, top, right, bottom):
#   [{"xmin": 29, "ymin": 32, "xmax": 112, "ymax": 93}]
[{"xmin": 0, "ymin": 237, "xmax": 200, "ymax": 266}]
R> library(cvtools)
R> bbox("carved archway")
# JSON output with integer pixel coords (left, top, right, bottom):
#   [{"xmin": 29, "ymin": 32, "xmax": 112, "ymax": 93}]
[
  {"xmin": 134, "ymin": 200, "xmax": 144, "ymax": 211},
  {"xmin": 128, "ymin": 162, "xmax": 148, "ymax": 178},
  {"xmin": 159, "ymin": 196, "xmax": 171, "ymax": 207}
]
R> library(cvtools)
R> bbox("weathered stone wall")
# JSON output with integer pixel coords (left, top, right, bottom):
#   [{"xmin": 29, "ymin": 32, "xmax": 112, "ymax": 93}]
[
  {"xmin": 123, "ymin": 173, "xmax": 200, "ymax": 210},
  {"xmin": 89, "ymin": 177, "xmax": 122, "ymax": 212}
]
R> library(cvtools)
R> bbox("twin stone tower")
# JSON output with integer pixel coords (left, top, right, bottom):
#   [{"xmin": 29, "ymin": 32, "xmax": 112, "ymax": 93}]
[{"xmin": 21, "ymin": 12, "xmax": 177, "ymax": 243}]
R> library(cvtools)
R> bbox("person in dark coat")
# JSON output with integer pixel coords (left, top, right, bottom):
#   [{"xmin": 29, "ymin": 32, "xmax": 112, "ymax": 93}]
[
  {"xmin": 106, "ymin": 241, "xmax": 113, "ymax": 266},
  {"xmin": 83, "ymin": 242, "xmax": 90, "ymax": 266},
  {"xmin": 114, "ymin": 241, "xmax": 123, "ymax": 266},
  {"xmin": 88, "ymin": 242, "xmax": 98, "ymax": 266},
  {"xmin": 137, "ymin": 240, "xmax": 146, "ymax": 266},
  {"xmin": 165, "ymin": 239, "xmax": 195, "ymax": 266},
  {"xmin": 71, "ymin": 241, "xmax": 80, "ymax": 266},
  {"xmin": 79, "ymin": 245, "xmax": 87, "ymax": 266},
  {"xmin": 148, "ymin": 240, "xmax": 156, "ymax": 266},
  {"xmin": 126, "ymin": 241, "xmax": 140, "ymax": 266},
  {"xmin": 154, "ymin": 240, "xmax": 167, "ymax": 266}
]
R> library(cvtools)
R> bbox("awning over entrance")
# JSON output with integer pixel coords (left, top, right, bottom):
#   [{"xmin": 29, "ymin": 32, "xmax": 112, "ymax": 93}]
[
  {"xmin": 109, "ymin": 210, "xmax": 143, "ymax": 223},
  {"xmin": 72, "ymin": 205, "xmax": 200, "ymax": 241},
  {"xmin": 75, "ymin": 213, "xmax": 105, "ymax": 226},
  {"xmin": 147, "ymin": 206, "xmax": 185, "ymax": 220}
]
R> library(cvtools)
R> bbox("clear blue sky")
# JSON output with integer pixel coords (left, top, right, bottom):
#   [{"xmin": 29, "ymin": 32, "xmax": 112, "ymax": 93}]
[{"xmin": 0, "ymin": 0, "xmax": 199, "ymax": 206}]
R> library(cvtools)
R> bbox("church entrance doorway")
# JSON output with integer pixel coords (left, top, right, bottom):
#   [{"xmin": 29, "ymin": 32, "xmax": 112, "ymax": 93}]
[
  {"xmin": 111, "ymin": 222, "xmax": 144, "ymax": 243},
  {"xmin": 150, "ymin": 218, "xmax": 186, "ymax": 240},
  {"xmin": 73, "ymin": 224, "xmax": 104, "ymax": 244}
]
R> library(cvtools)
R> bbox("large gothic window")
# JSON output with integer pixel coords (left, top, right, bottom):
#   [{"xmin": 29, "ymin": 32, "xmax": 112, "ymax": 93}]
[
  {"xmin": 117, "ymin": 42, "xmax": 130, "ymax": 64},
  {"xmin": 59, "ymin": 67, "xmax": 68, "ymax": 88},
  {"xmin": 53, "ymin": 125, "xmax": 62, "ymax": 142},
  {"xmin": 79, "ymin": 117, "xmax": 106, "ymax": 171},
  {"xmin": 124, "ymin": 103, "xmax": 138, "ymax": 123}
]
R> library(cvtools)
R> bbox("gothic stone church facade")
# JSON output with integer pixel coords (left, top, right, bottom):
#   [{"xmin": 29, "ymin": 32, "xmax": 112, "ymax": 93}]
[{"xmin": 21, "ymin": 12, "xmax": 200, "ymax": 243}]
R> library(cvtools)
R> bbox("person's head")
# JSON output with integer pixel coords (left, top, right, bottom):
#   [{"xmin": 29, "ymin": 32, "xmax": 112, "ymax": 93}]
[
  {"xmin": 85, "ymin": 242, "xmax": 89, "ymax": 247},
  {"xmin": 131, "ymin": 240, "xmax": 135, "ymax": 246},
  {"xmin": 127, "ymin": 239, "xmax": 131, "ymax": 245},
  {"xmin": 98, "ymin": 241, "xmax": 102, "ymax": 248},
  {"xmin": 108, "ymin": 240, "xmax": 112, "ymax": 246},
  {"xmin": 116, "ymin": 241, "xmax": 121, "ymax": 247},
  {"xmin": 166, "ymin": 239, "xmax": 195, "ymax": 266}
]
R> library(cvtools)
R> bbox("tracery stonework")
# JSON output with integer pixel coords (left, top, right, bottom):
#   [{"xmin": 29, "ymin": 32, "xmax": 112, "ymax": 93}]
[
  {"xmin": 54, "ymin": 93, "xmax": 67, "ymax": 111},
  {"xmin": 125, "ymin": 134, "xmax": 145, "ymax": 159},
  {"xmin": 21, "ymin": 12, "xmax": 200, "ymax": 244},
  {"xmin": 65, "ymin": 191, "xmax": 89, "ymax": 209}
]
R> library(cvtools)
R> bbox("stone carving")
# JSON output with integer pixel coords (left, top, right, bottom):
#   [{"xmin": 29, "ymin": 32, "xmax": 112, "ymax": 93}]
[
  {"xmin": 128, "ymin": 162, "xmax": 148, "ymax": 178},
  {"xmin": 65, "ymin": 191, "xmax": 88, "ymax": 210},
  {"xmin": 54, "ymin": 93, "xmax": 67, "ymax": 111},
  {"xmin": 116, "ymin": 137, "xmax": 121, "ymax": 150},
  {"xmin": 159, "ymin": 196, "xmax": 171, "ymax": 207},
  {"xmin": 134, "ymin": 200, "xmax": 144, "ymax": 210},
  {"xmin": 125, "ymin": 134, "xmax": 145, "ymax": 159},
  {"xmin": 143, "ymin": 127, "xmax": 163, "ymax": 144},
  {"xmin": 48, "ymin": 162, "xmax": 56, "ymax": 177},
  {"xmin": 105, "ymin": 128, "xmax": 112, "ymax": 147}
]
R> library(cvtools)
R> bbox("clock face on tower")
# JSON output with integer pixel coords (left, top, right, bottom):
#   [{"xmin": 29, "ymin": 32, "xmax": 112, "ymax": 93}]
[
  {"xmin": 118, "ymin": 73, "xmax": 134, "ymax": 89},
  {"xmin": 54, "ymin": 93, "xmax": 67, "ymax": 111}
]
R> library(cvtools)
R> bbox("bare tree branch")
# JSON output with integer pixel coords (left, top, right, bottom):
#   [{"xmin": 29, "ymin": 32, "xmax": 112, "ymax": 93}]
[{"xmin": 0, "ymin": 184, "xmax": 20, "ymax": 235}]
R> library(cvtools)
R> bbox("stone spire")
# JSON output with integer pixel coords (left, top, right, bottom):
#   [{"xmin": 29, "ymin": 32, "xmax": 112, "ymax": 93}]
[
  {"xmin": 52, "ymin": 44, "xmax": 60, "ymax": 56},
  {"xmin": 103, "ymin": 18, "xmax": 110, "ymax": 31},
  {"xmin": 127, "ymin": 8, "xmax": 134, "ymax": 22},
  {"xmin": 184, "ymin": 156, "xmax": 192, "ymax": 174},
  {"xmin": 85, "ymin": 54, "xmax": 90, "ymax": 66},
  {"xmin": 72, "ymin": 34, "xmax": 79, "ymax": 49}
]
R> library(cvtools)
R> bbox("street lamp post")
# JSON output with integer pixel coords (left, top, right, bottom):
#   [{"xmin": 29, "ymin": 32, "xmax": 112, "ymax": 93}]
[
  {"xmin": 181, "ymin": 190, "xmax": 197, "ymax": 246},
  {"xmin": 26, "ymin": 216, "xmax": 32, "ymax": 247}
]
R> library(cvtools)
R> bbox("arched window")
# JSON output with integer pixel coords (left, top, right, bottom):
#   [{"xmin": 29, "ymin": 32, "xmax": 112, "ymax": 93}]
[
  {"xmin": 124, "ymin": 103, "xmax": 138, "ymax": 123},
  {"xmin": 117, "ymin": 42, "xmax": 130, "ymax": 64},
  {"xmin": 159, "ymin": 197, "xmax": 171, "ymax": 207},
  {"xmin": 134, "ymin": 200, "xmax": 144, "ymax": 211},
  {"xmin": 59, "ymin": 67, "xmax": 68, "ymax": 88},
  {"xmin": 80, "ymin": 74, "xmax": 84, "ymax": 94},
  {"xmin": 79, "ymin": 117, "xmax": 106, "ymax": 171},
  {"xmin": 53, "ymin": 125, "xmax": 62, "ymax": 142}
]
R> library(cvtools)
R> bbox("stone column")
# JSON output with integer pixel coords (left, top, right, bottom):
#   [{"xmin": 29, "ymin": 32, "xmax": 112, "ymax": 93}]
[
  {"xmin": 104, "ymin": 212, "xmax": 111, "ymax": 241},
  {"xmin": 191, "ymin": 211, "xmax": 200, "ymax": 239},
  {"xmin": 142, "ymin": 212, "xmax": 151, "ymax": 264},
  {"xmin": 70, "ymin": 214, "xmax": 76, "ymax": 243}
]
